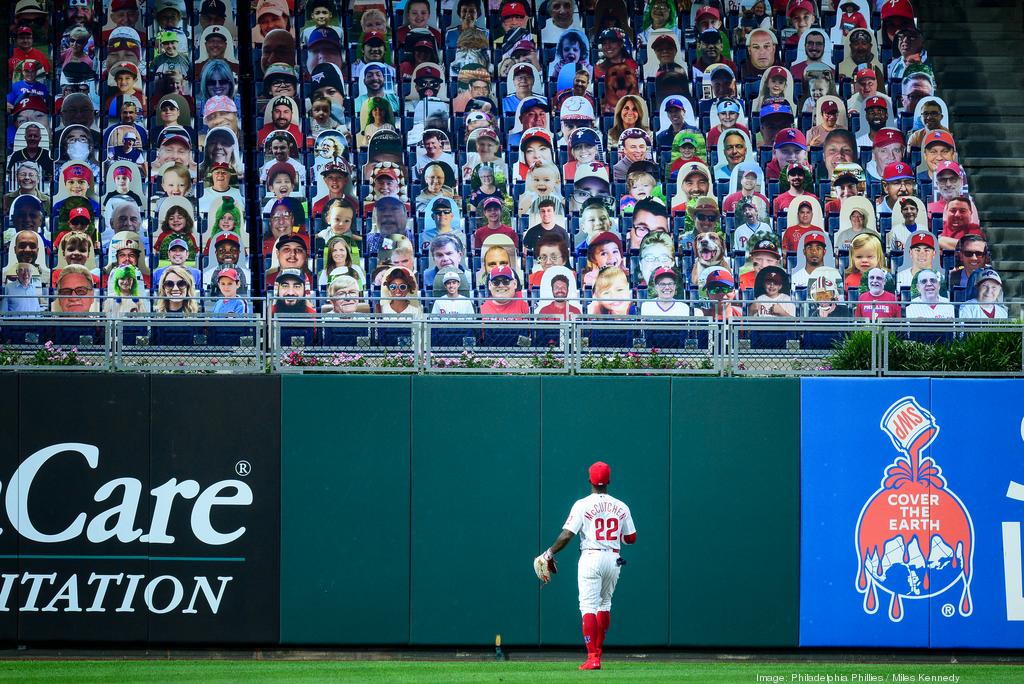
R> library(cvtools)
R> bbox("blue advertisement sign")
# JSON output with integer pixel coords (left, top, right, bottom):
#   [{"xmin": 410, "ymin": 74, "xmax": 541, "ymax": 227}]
[{"xmin": 800, "ymin": 378, "xmax": 1024, "ymax": 648}]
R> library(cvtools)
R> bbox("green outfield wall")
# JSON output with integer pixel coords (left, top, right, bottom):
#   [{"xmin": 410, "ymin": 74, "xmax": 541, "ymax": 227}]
[
  {"xmin": 6, "ymin": 373, "xmax": 1022, "ymax": 648},
  {"xmin": 279, "ymin": 376, "xmax": 800, "ymax": 647}
]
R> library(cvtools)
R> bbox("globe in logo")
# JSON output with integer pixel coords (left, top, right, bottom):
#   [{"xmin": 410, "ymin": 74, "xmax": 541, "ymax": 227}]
[{"xmin": 854, "ymin": 397, "xmax": 974, "ymax": 622}]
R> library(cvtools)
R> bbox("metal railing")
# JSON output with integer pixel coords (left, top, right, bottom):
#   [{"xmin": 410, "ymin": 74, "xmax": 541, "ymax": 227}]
[{"xmin": 1, "ymin": 309, "xmax": 1021, "ymax": 376}]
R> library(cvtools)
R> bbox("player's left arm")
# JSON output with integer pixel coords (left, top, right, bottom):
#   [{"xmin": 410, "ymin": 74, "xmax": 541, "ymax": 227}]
[{"xmin": 621, "ymin": 508, "xmax": 637, "ymax": 544}]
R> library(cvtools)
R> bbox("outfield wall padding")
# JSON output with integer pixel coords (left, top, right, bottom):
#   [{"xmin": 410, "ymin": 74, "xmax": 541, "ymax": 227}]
[
  {"xmin": 279, "ymin": 376, "xmax": 801, "ymax": 647},
  {"xmin": 4, "ymin": 373, "xmax": 1020, "ymax": 648}
]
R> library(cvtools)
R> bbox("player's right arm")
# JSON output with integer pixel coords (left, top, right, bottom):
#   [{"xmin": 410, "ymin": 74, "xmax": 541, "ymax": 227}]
[
  {"xmin": 545, "ymin": 501, "xmax": 584, "ymax": 558},
  {"xmin": 547, "ymin": 528, "xmax": 575, "ymax": 556}
]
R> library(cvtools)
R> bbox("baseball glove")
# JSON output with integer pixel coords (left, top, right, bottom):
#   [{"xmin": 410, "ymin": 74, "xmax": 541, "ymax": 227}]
[{"xmin": 533, "ymin": 550, "xmax": 557, "ymax": 583}]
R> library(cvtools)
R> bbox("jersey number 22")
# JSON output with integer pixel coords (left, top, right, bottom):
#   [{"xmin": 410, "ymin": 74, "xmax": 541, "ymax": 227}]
[{"xmin": 594, "ymin": 517, "xmax": 619, "ymax": 541}]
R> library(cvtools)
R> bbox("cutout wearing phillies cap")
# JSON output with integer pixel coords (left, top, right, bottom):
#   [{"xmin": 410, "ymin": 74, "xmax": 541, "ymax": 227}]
[
  {"xmin": 501, "ymin": 2, "xmax": 527, "ymax": 18},
  {"xmin": 703, "ymin": 265, "xmax": 735, "ymax": 288},
  {"xmin": 69, "ymin": 207, "xmax": 92, "ymax": 222},
  {"xmin": 588, "ymin": 461, "xmax": 611, "ymax": 486},
  {"xmin": 774, "ymin": 128, "xmax": 807, "ymax": 150},
  {"xmin": 63, "ymin": 164, "xmax": 93, "ymax": 183},
  {"xmin": 512, "ymin": 63, "xmax": 535, "ymax": 79},
  {"xmin": 651, "ymin": 267, "xmax": 677, "ymax": 282},
  {"xmin": 935, "ymin": 160, "xmax": 964, "ymax": 177},
  {"xmin": 652, "ymin": 34, "xmax": 677, "ymax": 50},
  {"xmin": 924, "ymin": 130, "xmax": 956, "ymax": 148},
  {"xmin": 804, "ymin": 231, "xmax": 827, "ymax": 246},
  {"xmin": 217, "ymin": 267, "xmax": 240, "ymax": 282},
  {"xmin": 873, "ymin": 128, "xmax": 905, "ymax": 147},
  {"xmin": 909, "ymin": 233, "xmax": 936, "ymax": 250},
  {"xmin": 696, "ymin": 5, "xmax": 721, "ymax": 22},
  {"xmin": 864, "ymin": 95, "xmax": 888, "ymax": 110},
  {"xmin": 488, "ymin": 265, "xmax": 516, "ymax": 281},
  {"xmin": 882, "ymin": 162, "xmax": 914, "ymax": 182}
]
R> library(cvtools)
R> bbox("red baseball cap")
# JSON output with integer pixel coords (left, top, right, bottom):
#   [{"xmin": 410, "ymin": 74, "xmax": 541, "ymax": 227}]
[
  {"xmin": 11, "ymin": 95, "xmax": 46, "ymax": 116},
  {"xmin": 820, "ymin": 99, "xmax": 839, "ymax": 115},
  {"xmin": 217, "ymin": 267, "xmax": 240, "ymax": 282},
  {"xmin": 803, "ymin": 231, "xmax": 827, "ymax": 246},
  {"xmin": 774, "ymin": 128, "xmax": 807, "ymax": 150},
  {"xmin": 69, "ymin": 207, "xmax": 92, "ymax": 221},
  {"xmin": 500, "ymin": 2, "xmax": 527, "ymax": 18},
  {"xmin": 924, "ymin": 130, "xmax": 956, "ymax": 148},
  {"xmin": 855, "ymin": 67, "xmax": 877, "ymax": 82},
  {"xmin": 909, "ymin": 233, "xmax": 935, "ymax": 249},
  {"xmin": 696, "ymin": 5, "xmax": 721, "ymax": 22},
  {"xmin": 864, "ymin": 95, "xmax": 888, "ymax": 110},
  {"xmin": 882, "ymin": 0, "xmax": 915, "ymax": 21},
  {"xmin": 62, "ymin": 164, "xmax": 93, "ymax": 183},
  {"xmin": 511, "ymin": 38, "xmax": 536, "ymax": 54},
  {"xmin": 882, "ymin": 162, "xmax": 914, "ymax": 182},
  {"xmin": 652, "ymin": 267, "xmax": 677, "ymax": 281},
  {"xmin": 935, "ymin": 160, "xmax": 964, "ymax": 176},
  {"xmin": 873, "ymin": 128, "xmax": 905, "ymax": 147},
  {"xmin": 766, "ymin": 66, "xmax": 788, "ymax": 80},
  {"xmin": 374, "ymin": 167, "xmax": 398, "ymax": 181},
  {"xmin": 589, "ymin": 461, "xmax": 611, "ymax": 486},
  {"xmin": 787, "ymin": 0, "xmax": 814, "ymax": 17},
  {"xmin": 488, "ymin": 264, "xmax": 515, "ymax": 280}
]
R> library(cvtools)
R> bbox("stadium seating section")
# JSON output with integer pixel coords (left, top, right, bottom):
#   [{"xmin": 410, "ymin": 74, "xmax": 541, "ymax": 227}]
[{"xmin": 0, "ymin": 0, "xmax": 1010, "ymax": 326}]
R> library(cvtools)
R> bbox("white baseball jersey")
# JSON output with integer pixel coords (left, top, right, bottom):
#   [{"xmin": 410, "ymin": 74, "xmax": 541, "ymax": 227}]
[{"xmin": 563, "ymin": 493, "xmax": 636, "ymax": 552}]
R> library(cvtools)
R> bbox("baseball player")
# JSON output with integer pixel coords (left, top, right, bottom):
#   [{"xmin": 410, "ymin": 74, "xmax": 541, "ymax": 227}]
[{"xmin": 534, "ymin": 461, "xmax": 637, "ymax": 671}]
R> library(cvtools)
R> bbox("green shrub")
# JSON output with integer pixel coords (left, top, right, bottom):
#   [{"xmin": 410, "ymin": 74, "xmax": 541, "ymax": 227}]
[{"xmin": 828, "ymin": 329, "xmax": 1023, "ymax": 373}]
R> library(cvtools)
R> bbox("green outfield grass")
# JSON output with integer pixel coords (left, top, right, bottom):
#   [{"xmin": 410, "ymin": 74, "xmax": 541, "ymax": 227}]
[{"xmin": 0, "ymin": 660, "xmax": 1020, "ymax": 683}]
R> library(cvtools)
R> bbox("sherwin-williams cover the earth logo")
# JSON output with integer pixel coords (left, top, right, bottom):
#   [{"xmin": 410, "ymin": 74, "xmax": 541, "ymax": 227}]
[{"xmin": 855, "ymin": 397, "xmax": 974, "ymax": 622}]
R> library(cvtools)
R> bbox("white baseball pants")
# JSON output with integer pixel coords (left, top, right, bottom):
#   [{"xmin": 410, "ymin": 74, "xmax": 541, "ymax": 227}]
[{"xmin": 577, "ymin": 550, "xmax": 620, "ymax": 614}]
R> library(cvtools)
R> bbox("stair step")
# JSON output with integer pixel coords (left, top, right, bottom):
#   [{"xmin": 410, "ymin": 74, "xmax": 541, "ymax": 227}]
[
  {"xmin": 984, "ymin": 227, "xmax": 1024, "ymax": 240},
  {"xmin": 928, "ymin": 40, "xmax": 1023, "ymax": 55},
  {"xmin": 950, "ymin": 123, "xmax": 1024, "ymax": 140},
  {"xmin": 942, "ymin": 89, "xmax": 1022, "ymax": 104},
  {"xmin": 962, "ymin": 158, "xmax": 1024, "ymax": 169},
  {"xmin": 959, "ymin": 141, "xmax": 1024, "ymax": 158},
  {"xmin": 944, "ymin": 104, "xmax": 1024, "ymax": 117},
  {"xmin": 968, "ymin": 175, "xmax": 1024, "ymax": 194},
  {"xmin": 929, "ymin": 56, "xmax": 1023, "ymax": 69},
  {"xmin": 921, "ymin": 9, "xmax": 1021, "ymax": 23}
]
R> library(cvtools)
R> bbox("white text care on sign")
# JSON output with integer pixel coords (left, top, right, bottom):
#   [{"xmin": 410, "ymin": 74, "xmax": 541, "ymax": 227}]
[{"xmin": 1, "ymin": 443, "xmax": 252, "ymax": 545}]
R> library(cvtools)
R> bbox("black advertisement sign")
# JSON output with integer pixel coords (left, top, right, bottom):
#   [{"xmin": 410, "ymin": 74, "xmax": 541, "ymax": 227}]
[
  {"xmin": 1, "ymin": 374, "xmax": 280, "ymax": 645},
  {"xmin": 148, "ymin": 375, "xmax": 280, "ymax": 644},
  {"xmin": 0, "ymin": 374, "xmax": 20, "ymax": 643}
]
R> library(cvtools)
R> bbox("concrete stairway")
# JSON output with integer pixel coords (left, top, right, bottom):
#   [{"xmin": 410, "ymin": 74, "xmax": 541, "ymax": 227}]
[{"xmin": 917, "ymin": 0, "xmax": 1024, "ymax": 306}]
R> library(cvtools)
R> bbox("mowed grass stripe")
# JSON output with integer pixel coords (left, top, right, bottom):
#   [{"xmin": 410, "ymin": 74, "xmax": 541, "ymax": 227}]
[{"xmin": 0, "ymin": 661, "xmax": 1021, "ymax": 683}]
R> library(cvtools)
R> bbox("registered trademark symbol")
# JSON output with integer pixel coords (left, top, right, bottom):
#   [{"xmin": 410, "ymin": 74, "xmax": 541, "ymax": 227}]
[
  {"xmin": 235, "ymin": 460, "xmax": 251, "ymax": 476},
  {"xmin": 941, "ymin": 603, "xmax": 955, "ymax": 617}
]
